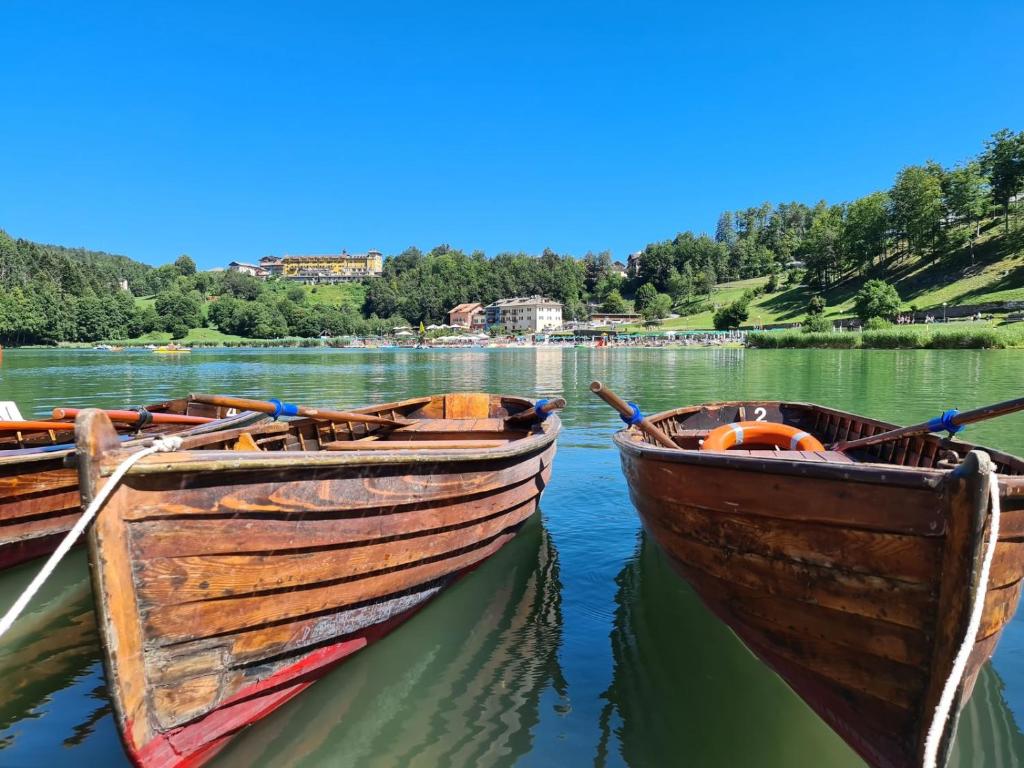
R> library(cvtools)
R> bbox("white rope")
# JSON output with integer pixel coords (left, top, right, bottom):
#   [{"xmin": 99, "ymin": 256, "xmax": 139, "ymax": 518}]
[
  {"xmin": 922, "ymin": 468, "xmax": 1001, "ymax": 768},
  {"xmin": 0, "ymin": 435, "xmax": 182, "ymax": 640}
]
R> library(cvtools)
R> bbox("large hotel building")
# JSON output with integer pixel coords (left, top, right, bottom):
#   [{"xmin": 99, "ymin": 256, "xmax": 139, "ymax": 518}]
[{"xmin": 259, "ymin": 251, "xmax": 384, "ymax": 283}]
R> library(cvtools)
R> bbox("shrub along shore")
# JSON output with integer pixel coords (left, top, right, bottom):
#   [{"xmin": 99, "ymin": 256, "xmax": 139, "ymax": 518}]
[{"xmin": 747, "ymin": 324, "xmax": 1024, "ymax": 349}]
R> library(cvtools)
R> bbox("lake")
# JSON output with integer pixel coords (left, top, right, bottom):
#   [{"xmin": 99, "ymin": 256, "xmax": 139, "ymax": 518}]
[{"xmin": 1, "ymin": 347, "xmax": 1023, "ymax": 767}]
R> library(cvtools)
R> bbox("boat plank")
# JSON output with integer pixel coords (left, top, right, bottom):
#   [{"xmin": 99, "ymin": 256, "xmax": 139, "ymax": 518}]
[
  {"xmin": 628, "ymin": 458, "xmax": 944, "ymax": 535},
  {"xmin": 649, "ymin": 499, "xmax": 942, "ymax": 584},
  {"xmin": 643, "ymin": 513, "xmax": 934, "ymax": 629},
  {"xmin": 131, "ymin": 472, "xmax": 546, "ymax": 559},
  {"xmin": 143, "ymin": 527, "xmax": 524, "ymax": 644},
  {"xmin": 136, "ymin": 500, "xmax": 536, "ymax": 603}
]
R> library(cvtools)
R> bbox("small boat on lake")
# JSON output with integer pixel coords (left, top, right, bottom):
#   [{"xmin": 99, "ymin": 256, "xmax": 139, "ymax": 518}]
[
  {"xmin": 74, "ymin": 391, "xmax": 561, "ymax": 768},
  {"xmin": 0, "ymin": 398, "xmax": 264, "ymax": 570},
  {"xmin": 153, "ymin": 344, "xmax": 190, "ymax": 354},
  {"xmin": 593, "ymin": 384, "xmax": 1024, "ymax": 768}
]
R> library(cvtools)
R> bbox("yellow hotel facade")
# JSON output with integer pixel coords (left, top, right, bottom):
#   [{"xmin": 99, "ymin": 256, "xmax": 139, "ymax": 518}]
[{"xmin": 275, "ymin": 250, "xmax": 384, "ymax": 283}]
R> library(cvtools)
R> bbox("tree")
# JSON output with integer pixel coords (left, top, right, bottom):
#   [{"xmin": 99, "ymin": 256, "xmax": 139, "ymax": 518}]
[
  {"xmin": 665, "ymin": 266, "xmax": 692, "ymax": 303},
  {"xmin": 221, "ymin": 269, "xmax": 263, "ymax": 300},
  {"xmin": 174, "ymin": 255, "xmax": 197, "ymax": 276},
  {"xmin": 642, "ymin": 293, "xmax": 673, "ymax": 321},
  {"xmin": 713, "ymin": 299, "xmax": 749, "ymax": 330},
  {"xmin": 634, "ymin": 283, "xmax": 658, "ymax": 310},
  {"xmin": 601, "ymin": 289, "xmax": 628, "ymax": 314},
  {"xmin": 154, "ymin": 289, "xmax": 203, "ymax": 332},
  {"xmin": 582, "ymin": 251, "xmax": 613, "ymax": 292},
  {"xmin": 802, "ymin": 314, "xmax": 832, "ymax": 333},
  {"xmin": 853, "ymin": 279, "xmax": 901, "ymax": 321},
  {"xmin": 981, "ymin": 129, "xmax": 1024, "ymax": 231},
  {"xmin": 944, "ymin": 163, "xmax": 988, "ymax": 259},
  {"xmin": 714, "ymin": 212, "xmax": 737, "ymax": 246},
  {"xmin": 800, "ymin": 204, "xmax": 847, "ymax": 288},
  {"xmin": 843, "ymin": 192, "xmax": 889, "ymax": 271},
  {"xmin": 890, "ymin": 165, "xmax": 944, "ymax": 256},
  {"xmin": 807, "ymin": 295, "xmax": 826, "ymax": 316}
]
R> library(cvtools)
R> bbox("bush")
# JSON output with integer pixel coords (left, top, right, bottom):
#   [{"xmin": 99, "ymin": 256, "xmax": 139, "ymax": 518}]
[
  {"xmin": 713, "ymin": 299, "xmax": 749, "ymax": 330},
  {"xmin": 861, "ymin": 328, "xmax": 922, "ymax": 348},
  {"xmin": 807, "ymin": 295, "xmax": 826, "ymax": 316},
  {"xmin": 854, "ymin": 279, "xmax": 901, "ymax": 321},
  {"xmin": 802, "ymin": 314, "xmax": 832, "ymax": 333},
  {"xmin": 747, "ymin": 331, "xmax": 857, "ymax": 348},
  {"xmin": 863, "ymin": 317, "xmax": 892, "ymax": 330}
]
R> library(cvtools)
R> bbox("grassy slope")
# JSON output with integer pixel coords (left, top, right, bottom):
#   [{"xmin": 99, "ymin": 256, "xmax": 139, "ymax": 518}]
[
  {"xmin": 132, "ymin": 279, "xmax": 368, "ymax": 338},
  {"xmin": 626, "ymin": 218, "xmax": 1024, "ymax": 331}
]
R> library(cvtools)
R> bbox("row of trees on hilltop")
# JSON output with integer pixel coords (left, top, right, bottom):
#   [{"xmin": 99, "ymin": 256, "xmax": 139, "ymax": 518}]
[
  {"xmin": 635, "ymin": 129, "xmax": 1024, "ymax": 298},
  {"xmin": 363, "ymin": 245, "xmax": 588, "ymax": 324}
]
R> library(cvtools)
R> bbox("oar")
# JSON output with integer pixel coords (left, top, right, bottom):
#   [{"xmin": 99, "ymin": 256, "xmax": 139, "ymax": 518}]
[
  {"xmin": 505, "ymin": 397, "xmax": 566, "ymax": 424},
  {"xmin": 832, "ymin": 395, "xmax": 1024, "ymax": 452},
  {"xmin": 589, "ymin": 382, "xmax": 678, "ymax": 449},
  {"xmin": 52, "ymin": 408, "xmax": 214, "ymax": 426},
  {"xmin": 0, "ymin": 420, "xmax": 76, "ymax": 432},
  {"xmin": 189, "ymin": 394, "xmax": 409, "ymax": 428}
]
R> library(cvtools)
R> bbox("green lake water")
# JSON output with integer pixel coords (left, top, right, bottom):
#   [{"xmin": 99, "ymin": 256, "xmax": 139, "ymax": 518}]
[{"xmin": 1, "ymin": 347, "xmax": 1023, "ymax": 767}]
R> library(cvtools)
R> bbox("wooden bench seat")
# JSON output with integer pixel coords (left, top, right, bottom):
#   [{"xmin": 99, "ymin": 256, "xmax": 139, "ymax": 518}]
[
  {"xmin": 714, "ymin": 449, "xmax": 856, "ymax": 463},
  {"xmin": 323, "ymin": 439, "xmax": 509, "ymax": 451}
]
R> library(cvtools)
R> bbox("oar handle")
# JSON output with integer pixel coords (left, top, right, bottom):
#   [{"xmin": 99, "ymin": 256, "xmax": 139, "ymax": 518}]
[
  {"xmin": 189, "ymin": 394, "xmax": 406, "ymax": 428},
  {"xmin": 52, "ymin": 408, "xmax": 213, "ymax": 426},
  {"xmin": 506, "ymin": 397, "xmax": 566, "ymax": 423},
  {"xmin": 589, "ymin": 382, "xmax": 678, "ymax": 450},
  {"xmin": 0, "ymin": 420, "xmax": 76, "ymax": 432},
  {"xmin": 833, "ymin": 395, "xmax": 1024, "ymax": 452}
]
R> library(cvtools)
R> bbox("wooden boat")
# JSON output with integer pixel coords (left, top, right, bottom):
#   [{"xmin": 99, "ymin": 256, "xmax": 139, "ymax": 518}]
[
  {"xmin": 0, "ymin": 398, "xmax": 264, "ymax": 570},
  {"xmin": 74, "ymin": 392, "xmax": 560, "ymax": 768},
  {"xmin": 608, "ymin": 399, "xmax": 1024, "ymax": 768},
  {"xmin": 214, "ymin": 514, "xmax": 564, "ymax": 768}
]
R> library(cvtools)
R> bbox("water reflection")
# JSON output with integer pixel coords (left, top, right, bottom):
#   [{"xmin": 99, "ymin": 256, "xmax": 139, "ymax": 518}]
[
  {"xmin": 598, "ymin": 533, "xmax": 863, "ymax": 766},
  {"xmin": 0, "ymin": 550, "xmax": 123, "ymax": 765},
  {"xmin": 215, "ymin": 514, "xmax": 566, "ymax": 767},
  {"xmin": 951, "ymin": 664, "xmax": 1024, "ymax": 767}
]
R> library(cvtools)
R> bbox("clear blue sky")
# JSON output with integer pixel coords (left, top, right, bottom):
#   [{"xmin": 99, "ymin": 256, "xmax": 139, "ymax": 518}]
[{"xmin": 2, "ymin": 1, "xmax": 1021, "ymax": 269}]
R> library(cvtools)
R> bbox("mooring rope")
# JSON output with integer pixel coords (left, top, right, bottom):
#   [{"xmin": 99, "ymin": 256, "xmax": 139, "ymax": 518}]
[
  {"xmin": 922, "ymin": 468, "xmax": 1001, "ymax": 768},
  {"xmin": 0, "ymin": 434, "xmax": 183, "ymax": 640}
]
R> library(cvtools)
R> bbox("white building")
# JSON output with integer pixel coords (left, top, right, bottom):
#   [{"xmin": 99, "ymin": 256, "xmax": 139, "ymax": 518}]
[{"xmin": 484, "ymin": 296, "xmax": 563, "ymax": 333}]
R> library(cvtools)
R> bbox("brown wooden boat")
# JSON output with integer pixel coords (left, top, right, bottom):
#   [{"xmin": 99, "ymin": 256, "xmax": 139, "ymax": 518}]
[
  {"xmin": 608, "ymin": 399, "xmax": 1024, "ymax": 768},
  {"xmin": 0, "ymin": 398, "xmax": 264, "ymax": 570},
  {"xmin": 74, "ymin": 392, "xmax": 560, "ymax": 768}
]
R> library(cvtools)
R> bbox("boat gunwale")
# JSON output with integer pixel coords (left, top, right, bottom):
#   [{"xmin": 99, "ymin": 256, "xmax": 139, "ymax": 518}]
[
  {"xmin": 105, "ymin": 416, "xmax": 561, "ymax": 476},
  {"xmin": 93, "ymin": 393, "xmax": 561, "ymax": 477},
  {"xmin": 612, "ymin": 399, "xmax": 1024, "ymax": 492}
]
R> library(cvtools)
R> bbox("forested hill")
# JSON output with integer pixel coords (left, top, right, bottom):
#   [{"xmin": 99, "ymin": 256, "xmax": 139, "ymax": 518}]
[
  {"xmin": 0, "ymin": 230, "xmax": 154, "ymax": 296},
  {"xmin": 2, "ymin": 127, "xmax": 1021, "ymax": 344}
]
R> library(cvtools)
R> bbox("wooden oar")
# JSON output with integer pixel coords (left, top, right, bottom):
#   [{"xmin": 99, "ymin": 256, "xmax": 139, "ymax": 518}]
[
  {"xmin": 189, "ymin": 394, "xmax": 409, "ymax": 428},
  {"xmin": 0, "ymin": 420, "xmax": 75, "ymax": 432},
  {"xmin": 505, "ymin": 397, "xmax": 566, "ymax": 424},
  {"xmin": 833, "ymin": 395, "xmax": 1024, "ymax": 452},
  {"xmin": 589, "ymin": 382, "xmax": 678, "ymax": 449},
  {"xmin": 52, "ymin": 408, "xmax": 214, "ymax": 425}
]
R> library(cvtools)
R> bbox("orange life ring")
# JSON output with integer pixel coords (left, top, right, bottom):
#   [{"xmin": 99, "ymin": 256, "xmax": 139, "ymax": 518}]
[{"xmin": 700, "ymin": 421, "xmax": 825, "ymax": 452}]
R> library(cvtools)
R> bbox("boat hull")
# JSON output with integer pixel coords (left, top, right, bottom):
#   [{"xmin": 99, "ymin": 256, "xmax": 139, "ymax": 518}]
[
  {"xmin": 0, "ymin": 401, "xmax": 263, "ymax": 570},
  {"xmin": 615, "ymin": 418, "xmax": 1024, "ymax": 768},
  {"xmin": 76, "ymin": 399, "xmax": 559, "ymax": 767}
]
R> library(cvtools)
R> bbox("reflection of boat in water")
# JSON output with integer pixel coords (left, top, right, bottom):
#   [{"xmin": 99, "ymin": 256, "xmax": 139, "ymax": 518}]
[
  {"xmin": 599, "ymin": 533, "xmax": 871, "ymax": 767},
  {"xmin": 599, "ymin": 534, "xmax": 1024, "ymax": 767},
  {"xmin": 216, "ymin": 514, "xmax": 565, "ymax": 768},
  {"xmin": 0, "ymin": 550, "xmax": 116, "ymax": 759},
  {"xmin": 950, "ymin": 662, "xmax": 1024, "ymax": 766},
  {"xmin": 153, "ymin": 344, "xmax": 190, "ymax": 354}
]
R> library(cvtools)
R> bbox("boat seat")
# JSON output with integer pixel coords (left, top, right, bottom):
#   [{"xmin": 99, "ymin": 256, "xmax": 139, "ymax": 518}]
[
  {"xmin": 716, "ymin": 449, "xmax": 856, "ymax": 463},
  {"xmin": 323, "ymin": 439, "xmax": 509, "ymax": 451},
  {"xmin": 396, "ymin": 418, "xmax": 508, "ymax": 433},
  {"xmin": 0, "ymin": 402, "xmax": 25, "ymax": 421}
]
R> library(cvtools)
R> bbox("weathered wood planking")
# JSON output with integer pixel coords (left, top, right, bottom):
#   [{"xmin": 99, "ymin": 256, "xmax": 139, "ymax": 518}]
[
  {"xmin": 0, "ymin": 398, "xmax": 265, "ymax": 571},
  {"xmin": 610, "ymin": 399, "xmax": 1024, "ymax": 768},
  {"xmin": 76, "ymin": 391, "xmax": 561, "ymax": 768}
]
